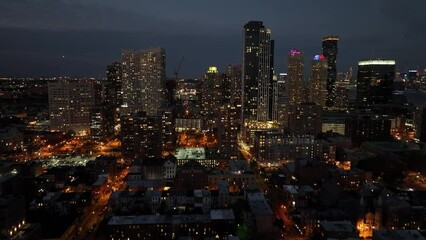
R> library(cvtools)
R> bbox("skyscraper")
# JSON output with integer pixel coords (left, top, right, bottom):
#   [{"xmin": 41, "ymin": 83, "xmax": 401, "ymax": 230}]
[
  {"xmin": 356, "ymin": 60, "xmax": 395, "ymax": 105},
  {"xmin": 106, "ymin": 62, "xmax": 123, "ymax": 108},
  {"xmin": 272, "ymin": 73, "xmax": 289, "ymax": 130},
  {"xmin": 106, "ymin": 62, "xmax": 123, "ymax": 126},
  {"xmin": 322, "ymin": 36, "xmax": 339, "ymax": 107},
  {"xmin": 90, "ymin": 104, "xmax": 115, "ymax": 140},
  {"xmin": 287, "ymin": 49, "xmax": 304, "ymax": 105},
  {"xmin": 121, "ymin": 47, "xmax": 166, "ymax": 116},
  {"xmin": 242, "ymin": 21, "xmax": 274, "ymax": 124},
  {"xmin": 226, "ymin": 64, "xmax": 242, "ymax": 123},
  {"xmin": 309, "ymin": 55, "xmax": 328, "ymax": 107}
]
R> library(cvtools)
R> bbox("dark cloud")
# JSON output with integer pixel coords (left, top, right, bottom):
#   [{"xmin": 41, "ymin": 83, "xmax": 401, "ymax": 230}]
[
  {"xmin": 0, "ymin": 27, "xmax": 241, "ymax": 77},
  {"xmin": 0, "ymin": 0, "xmax": 425, "ymax": 77}
]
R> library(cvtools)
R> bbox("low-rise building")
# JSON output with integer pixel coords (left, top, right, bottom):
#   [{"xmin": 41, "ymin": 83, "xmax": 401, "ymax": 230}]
[
  {"xmin": 319, "ymin": 220, "xmax": 359, "ymax": 240},
  {"xmin": 282, "ymin": 185, "xmax": 314, "ymax": 211},
  {"xmin": 107, "ymin": 210, "xmax": 236, "ymax": 240},
  {"xmin": 246, "ymin": 192, "xmax": 274, "ymax": 237},
  {"xmin": 0, "ymin": 127, "xmax": 23, "ymax": 152},
  {"xmin": 373, "ymin": 230, "xmax": 426, "ymax": 240}
]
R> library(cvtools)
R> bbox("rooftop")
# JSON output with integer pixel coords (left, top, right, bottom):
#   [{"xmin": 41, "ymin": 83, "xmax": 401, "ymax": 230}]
[
  {"xmin": 92, "ymin": 174, "xmax": 108, "ymax": 186},
  {"xmin": 247, "ymin": 192, "xmax": 273, "ymax": 215},
  {"xmin": 373, "ymin": 230, "xmax": 426, "ymax": 240},
  {"xmin": 228, "ymin": 160, "xmax": 251, "ymax": 173},
  {"xmin": 210, "ymin": 209, "xmax": 235, "ymax": 221},
  {"xmin": 320, "ymin": 220, "xmax": 356, "ymax": 232},
  {"xmin": 361, "ymin": 141, "xmax": 412, "ymax": 153},
  {"xmin": 175, "ymin": 147, "xmax": 206, "ymax": 160}
]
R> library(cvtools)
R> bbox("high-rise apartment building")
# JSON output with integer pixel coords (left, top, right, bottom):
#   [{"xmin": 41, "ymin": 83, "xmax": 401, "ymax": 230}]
[
  {"xmin": 309, "ymin": 55, "xmax": 328, "ymax": 107},
  {"xmin": 226, "ymin": 64, "xmax": 242, "ymax": 123},
  {"xmin": 334, "ymin": 83, "xmax": 350, "ymax": 110},
  {"xmin": 322, "ymin": 36, "xmax": 339, "ymax": 107},
  {"xmin": 106, "ymin": 62, "xmax": 123, "ymax": 108},
  {"xmin": 121, "ymin": 47, "xmax": 166, "ymax": 116},
  {"xmin": 90, "ymin": 104, "xmax": 115, "ymax": 140},
  {"xmin": 356, "ymin": 60, "xmax": 395, "ymax": 105},
  {"xmin": 217, "ymin": 104, "xmax": 239, "ymax": 160},
  {"xmin": 201, "ymin": 66, "xmax": 224, "ymax": 129},
  {"xmin": 48, "ymin": 79, "xmax": 95, "ymax": 135},
  {"xmin": 287, "ymin": 49, "xmax": 304, "ymax": 105},
  {"xmin": 272, "ymin": 73, "xmax": 289, "ymax": 130},
  {"xmin": 159, "ymin": 105, "xmax": 175, "ymax": 153},
  {"xmin": 242, "ymin": 21, "xmax": 274, "ymax": 123},
  {"xmin": 226, "ymin": 64, "xmax": 242, "ymax": 106}
]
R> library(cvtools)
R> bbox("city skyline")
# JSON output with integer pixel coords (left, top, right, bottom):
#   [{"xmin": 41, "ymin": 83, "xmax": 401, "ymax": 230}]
[
  {"xmin": 1, "ymin": 0, "xmax": 425, "ymax": 77},
  {"xmin": 2, "ymin": 2, "xmax": 426, "ymax": 239}
]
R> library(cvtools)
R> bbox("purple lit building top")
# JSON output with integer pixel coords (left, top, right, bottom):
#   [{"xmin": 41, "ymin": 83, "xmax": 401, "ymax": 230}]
[{"xmin": 290, "ymin": 49, "xmax": 302, "ymax": 55}]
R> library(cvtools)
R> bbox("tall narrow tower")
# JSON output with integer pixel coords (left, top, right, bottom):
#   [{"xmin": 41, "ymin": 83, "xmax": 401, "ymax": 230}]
[
  {"xmin": 287, "ymin": 49, "xmax": 304, "ymax": 105},
  {"xmin": 322, "ymin": 36, "xmax": 339, "ymax": 107},
  {"xmin": 242, "ymin": 21, "xmax": 274, "ymax": 124},
  {"xmin": 309, "ymin": 55, "xmax": 328, "ymax": 107},
  {"xmin": 201, "ymin": 66, "xmax": 224, "ymax": 129}
]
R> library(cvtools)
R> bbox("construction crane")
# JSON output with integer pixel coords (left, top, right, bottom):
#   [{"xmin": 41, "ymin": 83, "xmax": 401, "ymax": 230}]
[{"xmin": 173, "ymin": 56, "xmax": 185, "ymax": 80}]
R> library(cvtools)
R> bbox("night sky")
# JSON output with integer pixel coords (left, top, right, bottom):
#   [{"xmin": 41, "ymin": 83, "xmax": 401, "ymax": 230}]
[{"xmin": 1, "ymin": 0, "xmax": 425, "ymax": 78}]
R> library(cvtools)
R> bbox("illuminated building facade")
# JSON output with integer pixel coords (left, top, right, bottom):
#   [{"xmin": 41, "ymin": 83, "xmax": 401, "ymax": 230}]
[
  {"xmin": 309, "ymin": 55, "xmax": 328, "ymax": 108},
  {"xmin": 106, "ymin": 62, "xmax": 123, "ymax": 124},
  {"xmin": 253, "ymin": 133, "xmax": 320, "ymax": 162},
  {"xmin": 107, "ymin": 211, "xmax": 235, "ymax": 240},
  {"xmin": 159, "ymin": 105, "xmax": 175, "ymax": 153},
  {"xmin": 334, "ymin": 83, "xmax": 350, "ymax": 110},
  {"xmin": 48, "ymin": 79, "xmax": 95, "ymax": 135},
  {"xmin": 356, "ymin": 60, "xmax": 395, "ymax": 105},
  {"xmin": 121, "ymin": 47, "xmax": 166, "ymax": 116},
  {"xmin": 90, "ymin": 104, "xmax": 115, "ymax": 140},
  {"xmin": 272, "ymin": 73, "xmax": 288, "ymax": 124},
  {"xmin": 217, "ymin": 104, "xmax": 239, "ymax": 160},
  {"xmin": 201, "ymin": 66, "xmax": 224, "ymax": 129},
  {"xmin": 120, "ymin": 113, "xmax": 162, "ymax": 159},
  {"xmin": 242, "ymin": 21, "xmax": 274, "ymax": 123},
  {"xmin": 226, "ymin": 64, "xmax": 242, "ymax": 123},
  {"xmin": 287, "ymin": 49, "xmax": 304, "ymax": 105},
  {"xmin": 322, "ymin": 36, "xmax": 339, "ymax": 107},
  {"xmin": 174, "ymin": 79, "xmax": 202, "ymax": 102}
]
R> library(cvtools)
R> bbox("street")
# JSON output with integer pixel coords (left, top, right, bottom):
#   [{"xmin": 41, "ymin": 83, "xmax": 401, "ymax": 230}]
[{"xmin": 62, "ymin": 167, "xmax": 128, "ymax": 240}]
